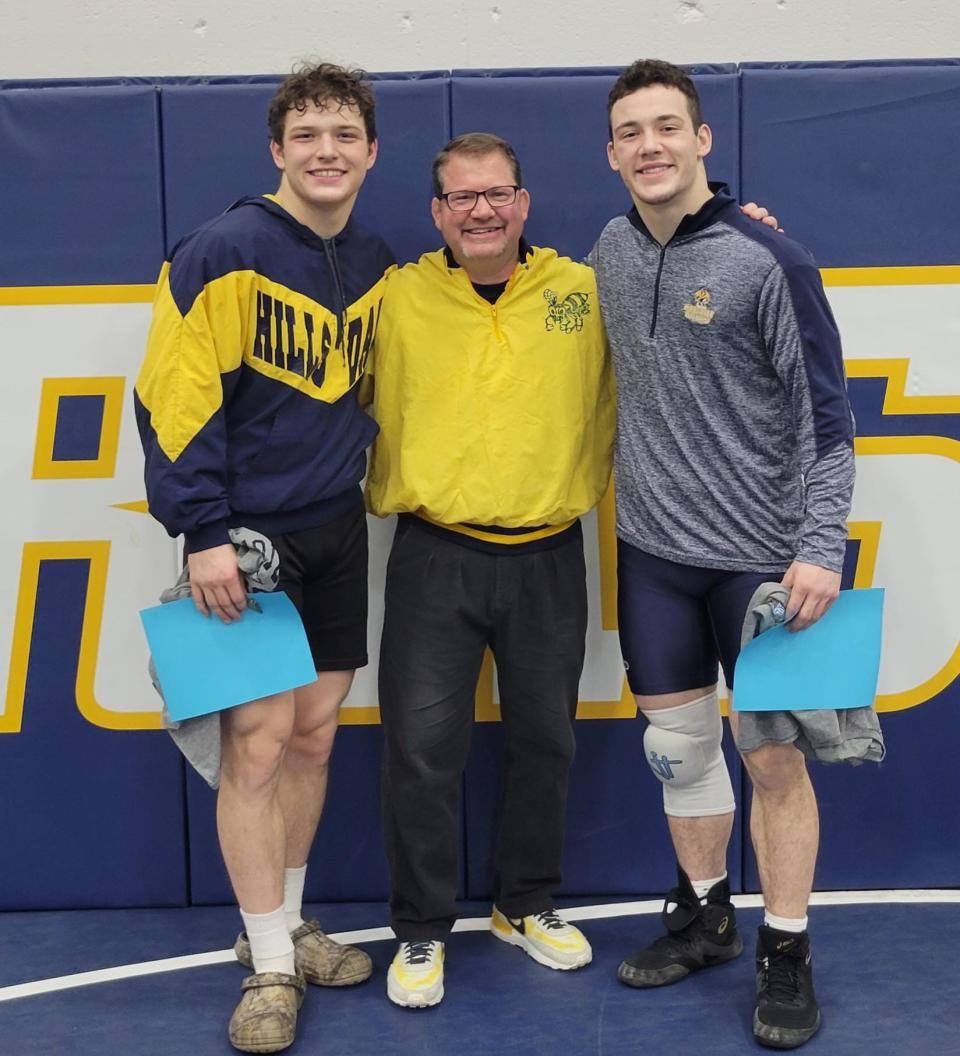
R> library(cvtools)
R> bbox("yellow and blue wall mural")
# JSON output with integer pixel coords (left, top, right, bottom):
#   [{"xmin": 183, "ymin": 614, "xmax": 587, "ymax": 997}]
[{"xmin": 1, "ymin": 61, "xmax": 958, "ymax": 908}]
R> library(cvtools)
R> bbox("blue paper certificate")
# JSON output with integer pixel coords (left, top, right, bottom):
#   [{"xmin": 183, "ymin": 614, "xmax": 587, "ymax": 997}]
[
  {"xmin": 140, "ymin": 592, "xmax": 317, "ymax": 721},
  {"xmin": 732, "ymin": 588, "xmax": 884, "ymax": 712}
]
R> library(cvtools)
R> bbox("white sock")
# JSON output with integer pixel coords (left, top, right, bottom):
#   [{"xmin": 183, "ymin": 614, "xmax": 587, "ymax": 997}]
[
  {"xmin": 241, "ymin": 905, "xmax": 296, "ymax": 975},
  {"xmin": 284, "ymin": 865, "xmax": 307, "ymax": 932},
  {"xmin": 764, "ymin": 910, "xmax": 808, "ymax": 934},
  {"xmin": 691, "ymin": 873, "xmax": 727, "ymax": 902}
]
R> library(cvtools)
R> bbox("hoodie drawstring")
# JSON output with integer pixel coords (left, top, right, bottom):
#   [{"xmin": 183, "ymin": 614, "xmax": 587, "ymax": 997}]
[{"xmin": 323, "ymin": 236, "xmax": 350, "ymax": 365}]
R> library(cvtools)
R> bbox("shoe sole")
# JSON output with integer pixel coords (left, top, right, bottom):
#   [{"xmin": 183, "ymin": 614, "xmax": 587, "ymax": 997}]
[
  {"xmin": 228, "ymin": 1036, "xmax": 296, "ymax": 1055},
  {"xmin": 753, "ymin": 1008, "xmax": 822, "ymax": 1049},
  {"xmin": 617, "ymin": 933, "xmax": 744, "ymax": 988},
  {"xmin": 386, "ymin": 978, "xmax": 444, "ymax": 1009},
  {"xmin": 490, "ymin": 923, "xmax": 592, "ymax": 970}
]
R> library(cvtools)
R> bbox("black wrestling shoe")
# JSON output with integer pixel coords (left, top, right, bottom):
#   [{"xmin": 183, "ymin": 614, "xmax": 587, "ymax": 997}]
[
  {"xmin": 753, "ymin": 926, "xmax": 822, "ymax": 1049},
  {"xmin": 617, "ymin": 867, "xmax": 742, "ymax": 987}
]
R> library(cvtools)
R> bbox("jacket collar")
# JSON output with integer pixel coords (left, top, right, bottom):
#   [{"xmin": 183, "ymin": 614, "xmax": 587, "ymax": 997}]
[
  {"xmin": 626, "ymin": 182, "xmax": 735, "ymax": 245},
  {"xmin": 228, "ymin": 194, "xmax": 357, "ymax": 247},
  {"xmin": 443, "ymin": 237, "xmax": 534, "ymax": 271}
]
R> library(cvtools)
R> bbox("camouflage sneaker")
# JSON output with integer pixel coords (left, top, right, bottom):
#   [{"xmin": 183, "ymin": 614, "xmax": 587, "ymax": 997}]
[
  {"xmin": 227, "ymin": 970, "xmax": 304, "ymax": 1054},
  {"xmin": 234, "ymin": 919, "xmax": 372, "ymax": 987}
]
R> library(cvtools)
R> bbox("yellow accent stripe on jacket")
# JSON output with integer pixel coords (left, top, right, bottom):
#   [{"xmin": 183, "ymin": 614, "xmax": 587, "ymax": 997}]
[
  {"xmin": 416, "ymin": 513, "xmax": 578, "ymax": 544},
  {"xmin": 137, "ymin": 266, "xmax": 389, "ymax": 464}
]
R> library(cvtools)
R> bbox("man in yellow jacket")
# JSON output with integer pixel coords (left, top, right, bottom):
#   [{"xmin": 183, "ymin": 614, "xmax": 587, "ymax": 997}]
[{"xmin": 367, "ymin": 133, "xmax": 616, "ymax": 1007}]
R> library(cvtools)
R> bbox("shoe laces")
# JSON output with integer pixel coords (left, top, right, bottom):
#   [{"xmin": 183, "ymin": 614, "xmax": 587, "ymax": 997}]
[
  {"xmin": 760, "ymin": 950, "xmax": 803, "ymax": 1004},
  {"xmin": 532, "ymin": 909, "xmax": 568, "ymax": 931},
  {"xmin": 403, "ymin": 940, "xmax": 438, "ymax": 965}
]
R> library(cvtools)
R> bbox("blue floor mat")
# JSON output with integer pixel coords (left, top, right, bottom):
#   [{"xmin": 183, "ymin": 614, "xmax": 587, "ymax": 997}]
[
  {"xmin": 0, "ymin": 901, "xmax": 390, "ymax": 988},
  {"xmin": 1, "ymin": 901, "xmax": 956, "ymax": 1056}
]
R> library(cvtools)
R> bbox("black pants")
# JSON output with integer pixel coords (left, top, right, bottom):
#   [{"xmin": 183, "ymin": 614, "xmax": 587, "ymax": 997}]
[{"xmin": 379, "ymin": 519, "xmax": 588, "ymax": 941}]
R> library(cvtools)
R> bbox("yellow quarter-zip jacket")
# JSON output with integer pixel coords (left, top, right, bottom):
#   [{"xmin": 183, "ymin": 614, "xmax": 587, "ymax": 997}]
[{"xmin": 367, "ymin": 245, "xmax": 615, "ymax": 543}]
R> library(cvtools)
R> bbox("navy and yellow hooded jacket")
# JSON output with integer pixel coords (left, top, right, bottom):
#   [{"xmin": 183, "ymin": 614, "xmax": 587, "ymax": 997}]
[{"xmin": 135, "ymin": 195, "xmax": 395, "ymax": 551}]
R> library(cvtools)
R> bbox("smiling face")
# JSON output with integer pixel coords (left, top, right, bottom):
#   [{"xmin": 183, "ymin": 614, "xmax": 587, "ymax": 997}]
[
  {"xmin": 431, "ymin": 150, "xmax": 530, "ymax": 283},
  {"xmin": 270, "ymin": 99, "xmax": 377, "ymax": 236},
  {"xmin": 607, "ymin": 83, "xmax": 711, "ymax": 214}
]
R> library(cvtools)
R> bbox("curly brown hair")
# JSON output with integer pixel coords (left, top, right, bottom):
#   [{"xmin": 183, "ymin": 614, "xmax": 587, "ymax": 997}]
[
  {"xmin": 607, "ymin": 59, "xmax": 702, "ymax": 138},
  {"xmin": 268, "ymin": 62, "xmax": 376, "ymax": 144}
]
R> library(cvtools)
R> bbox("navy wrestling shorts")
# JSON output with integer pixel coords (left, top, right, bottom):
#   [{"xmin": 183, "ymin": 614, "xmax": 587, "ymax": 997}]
[{"xmin": 617, "ymin": 539, "xmax": 788, "ymax": 696}]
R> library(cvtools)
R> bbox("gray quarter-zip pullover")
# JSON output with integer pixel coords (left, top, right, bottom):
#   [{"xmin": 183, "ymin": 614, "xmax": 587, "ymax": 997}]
[{"xmin": 589, "ymin": 185, "xmax": 854, "ymax": 573}]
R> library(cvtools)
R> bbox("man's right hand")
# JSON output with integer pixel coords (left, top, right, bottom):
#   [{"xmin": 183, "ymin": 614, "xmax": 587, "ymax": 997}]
[{"xmin": 187, "ymin": 544, "xmax": 247, "ymax": 623}]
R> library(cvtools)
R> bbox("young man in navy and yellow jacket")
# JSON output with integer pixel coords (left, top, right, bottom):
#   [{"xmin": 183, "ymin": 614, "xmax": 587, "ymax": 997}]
[
  {"xmin": 366, "ymin": 134, "xmax": 616, "ymax": 1008},
  {"xmin": 135, "ymin": 64, "xmax": 393, "ymax": 1053}
]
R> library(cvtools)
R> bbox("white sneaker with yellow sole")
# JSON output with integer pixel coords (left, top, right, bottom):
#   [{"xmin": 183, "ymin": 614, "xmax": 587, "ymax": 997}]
[
  {"xmin": 490, "ymin": 907, "xmax": 592, "ymax": 969},
  {"xmin": 387, "ymin": 940, "xmax": 445, "ymax": 1008}
]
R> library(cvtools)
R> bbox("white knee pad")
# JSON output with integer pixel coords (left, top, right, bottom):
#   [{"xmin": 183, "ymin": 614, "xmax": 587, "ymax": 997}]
[{"xmin": 641, "ymin": 692, "xmax": 735, "ymax": 818}]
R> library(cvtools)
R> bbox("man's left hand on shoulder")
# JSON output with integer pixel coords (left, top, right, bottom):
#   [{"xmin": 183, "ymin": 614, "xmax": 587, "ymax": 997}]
[
  {"xmin": 740, "ymin": 202, "xmax": 782, "ymax": 232},
  {"xmin": 780, "ymin": 561, "xmax": 841, "ymax": 631}
]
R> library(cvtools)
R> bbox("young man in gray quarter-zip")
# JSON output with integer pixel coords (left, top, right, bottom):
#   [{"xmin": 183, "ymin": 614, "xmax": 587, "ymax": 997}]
[{"xmin": 589, "ymin": 59, "xmax": 856, "ymax": 1050}]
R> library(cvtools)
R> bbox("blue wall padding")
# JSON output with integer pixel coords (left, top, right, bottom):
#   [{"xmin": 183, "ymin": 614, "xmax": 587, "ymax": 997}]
[
  {"xmin": 736, "ymin": 60, "xmax": 960, "ymax": 889},
  {"xmin": 847, "ymin": 376, "xmax": 960, "ymax": 441},
  {"xmin": 741, "ymin": 62, "xmax": 960, "ymax": 265},
  {"xmin": 160, "ymin": 82, "xmax": 282, "ymax": 251},
  {"xmin": 0, "ymin": 560, "xmax": 187, "ymax": 909},
  {"xmin": 0, "ymin": 87, "xmax": 164, "ymax": 285},
  {"xmin": 465, "ymin": 722, "xmax": 744, "ymax": 899},
  {"xmin": 1, "ymin": 63, "xmax": 959, "ymax": 908},
  {"xmin": 691, "ymin": 71, "xmax": 740, "ymax": 199},
  {"xmin": 349, "ymin": 75, "xmax": 452, "ymax": 264},
  {"xmin": 0, "ymin": 74, "xmax": 296, "ymax": 90},
  {"xmin": 52, "ymin": 394, "xmax": 105, "ymax": 461}
]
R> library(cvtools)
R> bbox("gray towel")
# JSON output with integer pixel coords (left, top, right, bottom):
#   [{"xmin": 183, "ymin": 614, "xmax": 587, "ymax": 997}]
[
  {"xmin": 733, "ymin": 583, "xmax": 885, "ymax": 765},
  {"xmin": 148, "ymin": 528, "xmax": 281, "ymax": 789}
]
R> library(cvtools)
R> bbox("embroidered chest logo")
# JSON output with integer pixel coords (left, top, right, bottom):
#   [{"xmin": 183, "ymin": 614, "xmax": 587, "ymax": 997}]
[
  {"xmin": 683, "ymin": 288, "xmax": 716, "ymax": 325},
  {"xmin": 544, "ymin": 289, "xmax": 591, "ymax": 333}
]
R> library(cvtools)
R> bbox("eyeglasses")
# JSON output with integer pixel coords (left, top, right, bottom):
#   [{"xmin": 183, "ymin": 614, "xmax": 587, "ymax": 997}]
[{"xmin": 438, "ymin": 185, "xmax": 520, "ymax": 211}]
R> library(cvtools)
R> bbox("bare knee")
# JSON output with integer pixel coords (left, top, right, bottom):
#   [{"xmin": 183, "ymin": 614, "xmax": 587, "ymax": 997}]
[
  {"xmin": 287, "ymin": 714, "xmax": 339, "ymax": 768},
  {"xmin": 221, "ymin": 700, "xmax": 295, "ymax": 794},
  {"xmin": 741, "ymin": 742, "xmax": 807, "ymax": 797},
  {"xmin": 223, "ymin": 730, "xmax": 290, "ymax": 794},
  {"xmin": 286, "ymin": 673, "xmax": 352, "ymax": 768}
]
